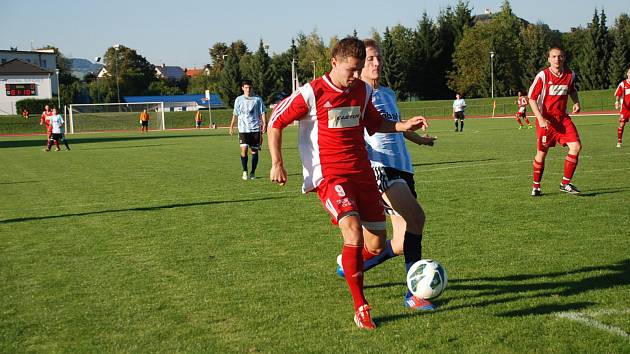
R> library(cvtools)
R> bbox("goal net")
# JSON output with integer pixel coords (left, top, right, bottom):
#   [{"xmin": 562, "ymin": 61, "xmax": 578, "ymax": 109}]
[{"xmin": 67, "ymin": 102, "xmax": 165, "ymax": 134}]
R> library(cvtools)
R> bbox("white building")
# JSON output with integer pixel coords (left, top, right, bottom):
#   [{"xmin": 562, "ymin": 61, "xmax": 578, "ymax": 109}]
[
  {"xmin": 0, "ymin": 49, "xmax": 58, "ymax": 92},
  {"xmin": 0, "ymin": 59, "xmax": 54, "ymax": 115}
]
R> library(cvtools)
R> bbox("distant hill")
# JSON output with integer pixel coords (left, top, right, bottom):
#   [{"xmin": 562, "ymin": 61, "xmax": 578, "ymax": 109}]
[{"xmin": 69, "ymin": 58, "xmax": 103, "ymax": 79}]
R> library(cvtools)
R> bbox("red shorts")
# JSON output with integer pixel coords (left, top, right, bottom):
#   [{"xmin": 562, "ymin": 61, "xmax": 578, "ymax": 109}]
[
  {"xmin": 316, "ymin": 174, "xmax": 386, "ymax": 230},
  {"xmin": 620, "ymin": 111, "xmax": 630, "ymax": 123},
  {"xmin": 536, "ymin": 115, "xmax": 580, "ymax": 151}
]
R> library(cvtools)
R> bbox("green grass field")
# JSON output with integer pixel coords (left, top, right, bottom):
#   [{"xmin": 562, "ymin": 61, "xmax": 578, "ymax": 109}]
[{"xmin": 1, "ymin": 115, "xmax": 629, "ymax": 353}]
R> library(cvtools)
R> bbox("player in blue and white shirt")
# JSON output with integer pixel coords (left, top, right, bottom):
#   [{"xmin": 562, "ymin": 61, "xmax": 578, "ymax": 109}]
[
  {"xmin": 45, "ymin": 108, "xmax": 71, "ymax": 151},
  {"xmin": 453, "ymin": 93, "xmax": 466, "ymax": 132},
  {"xmin": 336, "ymin": 39, "xmax": 438, "ymax": 311},
  {"xmin": 229, "ymin": 80, "xmax": 266, "ymax": 180}
]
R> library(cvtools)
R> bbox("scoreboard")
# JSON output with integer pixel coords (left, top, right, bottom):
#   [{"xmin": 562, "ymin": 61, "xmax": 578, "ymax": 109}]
[{"xmin": 5, "ymin": 83, "xmax": 37, "ymax": 96}]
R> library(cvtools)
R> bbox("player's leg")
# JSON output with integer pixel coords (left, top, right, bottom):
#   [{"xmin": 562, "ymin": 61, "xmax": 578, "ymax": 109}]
[
  {"xmin": 61, "ymin": 134, "xmax": 70, "ymax": 150},
  {"xmin": 45, "ymin": 135, "xmax": 53, "ymax": 151},
  {"xmin": 532, "ymin": 149, "xmax": 547, "ymax": 196},
  {"xmin": 618, "ymin": 118, "xmax": 626, "ymax": 147},
  {"xmin": 459, "ymin": 117, "xmax": 464, "ymax": 131},
  {"xmin": 249, "ymin": 133, "xmax": 261, "ymax": 179},
  {"xmin": 454, "ymin": 117, "xmax": 458, "ymax": 132},
  {"xmin": 240, "ymin": 145, "xmax": 249, "ymax": 180},
  {"xmin": 516, "ymin": 114, "xmax": 523, "ymax": 128},
  {"xmin": 524, "ymin": 115, "xmax": 532, "ymax": 127},
  {"xmin": 559, "ymin": 140, "xmax": 581, "ymax": 194}
]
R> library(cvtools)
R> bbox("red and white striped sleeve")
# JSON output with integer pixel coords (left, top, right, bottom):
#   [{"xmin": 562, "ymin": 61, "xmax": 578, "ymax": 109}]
[
  {"xmin": 528, "ymin": 71, "xmax": 545, "ymax": 101},
  {"xmin": 269, "ymin": 90, "xmax": 310, "ymax": 129},
  {"xmin": 615, "ymin": 82, "xmax": 624, "ymax": 98}
]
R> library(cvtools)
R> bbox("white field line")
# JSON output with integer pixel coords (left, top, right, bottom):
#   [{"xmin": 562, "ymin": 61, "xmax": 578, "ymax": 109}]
[{"xmin": 555, "ymin": 309, "xmax": 630, "ymax": 340}]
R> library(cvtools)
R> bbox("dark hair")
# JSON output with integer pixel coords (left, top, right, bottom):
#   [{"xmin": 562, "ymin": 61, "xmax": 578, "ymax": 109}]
[
  {"xmin": 548, "ymin": 47, "xmax": 565, "ymax": 56},
  {"xmin": 241, "ymin": 80, "xmax": 252, "ymax": 87},
  {"xmin": 331, "ymin": 37, "xmax": 366, "ymax": 62}
]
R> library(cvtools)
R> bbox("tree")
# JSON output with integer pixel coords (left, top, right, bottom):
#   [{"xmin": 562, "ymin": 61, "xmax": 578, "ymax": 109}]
[
  {"xmin": 388, "ymin": 24, "xmax": 415, "ymax": 98},
  {"xmin": 580, "ymin": 9, "xmax": 611, "ymax": 89},
  {"xmin": 521, "ymin": 22, "xmax": 562, "ymax": 89},
  {"xmin": 410, "ymin": 12, "xmax": 443, "ymax": 99},
  {"xmin": 489, "ymin": 0, "xmax": 525, "ymax": 96},
  {"xmin": 609, "ymin": 14, "xmax": 630, "ymax": 86},
  {"xmin": 218, "ymin": 51, "xmax": 242, "ymax": 107},
  {"xmin": 101, "ymin": 45, "xmax": 155, "ymax": 101},
  {"xmin": 448, "ymin": 23, "xmax": 494, "ymax": 97},
  {"xmin": 380, "ymin": 27, "xmax": 405, "ymax": 96}
]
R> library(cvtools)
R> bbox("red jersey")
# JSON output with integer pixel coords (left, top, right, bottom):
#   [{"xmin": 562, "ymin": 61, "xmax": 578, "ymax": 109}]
[
  {"xmin": 40, "ymin": 110, "xmax": 54, "ymax": 132},
  {"xmin": 517, "ymin": 96, "xmax": 527, "ymax": 114},
  {"xmin": 614, "ymin": 79, "xmax": 630, "ymax": 115},
  {"xmin": 528, "ymin": 67, "xmax": 576, "ymax": 120},
  {"xmin": 269, "ymin": 74, "xmax": 382, "ymax": 193}
]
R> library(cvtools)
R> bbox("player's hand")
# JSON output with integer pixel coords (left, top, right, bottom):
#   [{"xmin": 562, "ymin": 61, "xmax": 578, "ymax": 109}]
[
  {"xmin": 420, "ymin": 135, "xmax": 437, "ymax": 146},
  {"xmin": 270, "ymin": 164, "xmax": 288, "ymax": 186},
  {"xmin": 538, "ymin": 119, "xmax": 548, "ymax": 130},
  {"xmin": 572, "ymin": 103, "xmax": 580, "ymax": 114},
  {"xmin": 404, "ymin": 116, "xmax": 428, "ymax": 131},
  {"xmin": 229, "ymin": 127, "xmax": 234, "ymax": 136},
  {"xmin": 615, "ymin": 102, "xmax": 620, "ymax": 110}
]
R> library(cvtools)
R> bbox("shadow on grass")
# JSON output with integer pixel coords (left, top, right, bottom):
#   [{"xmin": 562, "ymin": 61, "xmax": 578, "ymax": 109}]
[
  {"xmin": 576, "ymin": 186, "xmax": 630, "ymax": 197},
  {"xmin": 0, "ymin": 195, "xmax": 289, "ymax": 224},
  {"xmin": 0, "ymin": 133, "xmax": 228, "ymax": 149},
  {"xmin": 444, "ymin": 259, "xmax": 629, "ymax": 316},
  {"xmin": 370, "ymin": 259, "xmax": 627, "ymax": 323},
  {"xmin": 413, "ymin": 158, "xmax": 497, "ymax": 167},
  {"xmin": 0, "ymin": 180, "xmax": 41, "ymax": 185}
]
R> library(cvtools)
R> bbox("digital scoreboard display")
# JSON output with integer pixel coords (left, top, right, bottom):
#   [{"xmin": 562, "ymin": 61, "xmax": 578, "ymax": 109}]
[{"xmin": 5, "ymin": 83, "xmax": 37, "ymax": 96}]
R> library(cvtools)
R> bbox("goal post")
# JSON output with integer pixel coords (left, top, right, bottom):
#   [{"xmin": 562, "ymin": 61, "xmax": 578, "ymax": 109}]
[{"xmin": 68, "ymin": 102, "xmax": 165, "ymax": 134}]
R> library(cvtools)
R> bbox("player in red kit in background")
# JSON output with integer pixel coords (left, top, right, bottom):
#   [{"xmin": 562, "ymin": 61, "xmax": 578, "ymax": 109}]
[
  {"xmin": 39, "ymin": 104, "xmax": 54, "ymax": 146},
  {"xmin": 515, "ymin": 91, "xmax": 532, "ymax": 129},
  {"xmin": 614, "ymin": 67, "xmax": 630, "ymax": 148},
  {"xmin": 268, "ymin": 37, "xmax": 426, "ymax": 330},
  {"xmin": 528, "ymin": 47, "xmax": 582, "ymax": 196}
]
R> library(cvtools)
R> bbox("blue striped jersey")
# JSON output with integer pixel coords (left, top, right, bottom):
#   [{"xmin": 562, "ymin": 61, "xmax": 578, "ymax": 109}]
[
  {"xmin": 233, "ymin": 95, "xmax": 265, "ymax": 132},
  {"xmin": 364, "ymin": 87, "xmax": 413, "ymax": 173}
]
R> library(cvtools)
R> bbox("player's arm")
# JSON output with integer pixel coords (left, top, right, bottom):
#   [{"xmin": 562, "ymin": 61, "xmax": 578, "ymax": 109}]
[
  {"xmin": 229, "ymin": 115, "xmax": 237, "ymax": 136},
  {"xmin": 614, "ymin": 86, "xmax": 622, "ymax": 110},
  {"xmin": 268, "ymin": 127, "xmax": 287, "ymax": 185},
  {"xmin": 378, "ymin": 116, "xmax": 427, "ymax": 133},
  {"xmin": 260, "ymin": 112, "xmax": 267, "ymax": 134},
  {"xmin": 570, "ymin": 89, "xmax": 581, "ymax": 114},
  {"xmin": 404, "ymin": 131, "xmax": 436, "ymax": 146}
]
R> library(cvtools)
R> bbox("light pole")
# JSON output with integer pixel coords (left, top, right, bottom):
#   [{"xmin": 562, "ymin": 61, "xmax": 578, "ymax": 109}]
[
  {"xmin": 94, "ymin": 56, "xmax": 101, "ymax": 103},
  {"xmin": 311, "ymin": 60, "xmax": 316, "ymax": 80},
  {"xmin": 490, "ymin": 51, "xmax": 495, "ymax": 99},
  {"xmin": 113, "ymin": 44, "xmax": 121, "ymax": 103},
  {"xmin": 55, "ymin": 69, "xmax": 61, "ymax": 111}
]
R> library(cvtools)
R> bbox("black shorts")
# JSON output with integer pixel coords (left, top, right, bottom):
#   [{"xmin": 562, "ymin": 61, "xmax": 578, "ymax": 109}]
[
  {"xmin": 50, "ymin": 133, "xmax": 62, "ymax": 141},
  {"xmin": 373, "ymin": 166, "xmax": 417, "ymax": 215},
  {"xmin": 454, "ymin": 111, "xmax": 465, "ymax": 119},
  {"xmin": 141, "ymin": 121, "xmax": 149, "ymax": 127},
  {"xmin": 239, "ymin": 132, "xmax": 262, "ymax": 150}
]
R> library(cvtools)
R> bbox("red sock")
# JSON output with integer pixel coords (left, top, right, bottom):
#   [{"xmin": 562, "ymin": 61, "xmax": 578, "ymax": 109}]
[
  {"xmin": 619, "ymin": 127, "xmax": 624, "ymax": 143},
  {"xmin": 524, "ymin": 117, "xmax": 531, "ymax": 125},
  {"xmin": 362, "ymin": 246, "xmax": 378, "ymax": 262},
  {"xmin": 342, "ymin": 244, "xmax": 367, "ymax": 311},
  {"xmin": 516, "ymin": 117, "xmax": 523, "ymax": 126},
  {"xmin": 562, "ymin": 154, "xmax": 578, "ymax": 185},
  {"xmin": 533, "ymin": 159, "xmax": 544, "ymax": 188}
]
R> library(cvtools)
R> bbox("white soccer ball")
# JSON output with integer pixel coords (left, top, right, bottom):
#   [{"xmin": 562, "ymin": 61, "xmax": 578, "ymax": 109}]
[{"xmin": 406, "ymin": 259, "xmax": 448, "ymax": 299}]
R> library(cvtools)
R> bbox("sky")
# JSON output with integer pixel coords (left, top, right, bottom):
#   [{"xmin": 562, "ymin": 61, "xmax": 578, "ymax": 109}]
[{"xmin": 1, "ymin": 0, "xmax": 627, "ymax": 68}]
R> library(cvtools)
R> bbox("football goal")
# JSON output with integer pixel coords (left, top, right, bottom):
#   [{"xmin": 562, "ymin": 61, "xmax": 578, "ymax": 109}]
[{"xmin": 67, "ymin": 102, "xmax": 165, "ymax": 134}]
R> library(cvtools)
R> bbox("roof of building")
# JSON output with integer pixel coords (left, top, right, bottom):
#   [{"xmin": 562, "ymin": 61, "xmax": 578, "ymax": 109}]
[
  {"xmin": 185, "ymin": 68, "xmax": 204, "ymax": 77},
  {"xmin": 0, "ymin": 59, "xmax": 53, "ymax": 75},
  {"xmin": 0, "ymin": 49, "xmax": 56, "ymax": 55},
  {"xmin": 155, "ymin": 65, "xmax": 185, "ymax": 80},
  {"xmin": 123, "ymin": 94, "xmax": 225, "ymax": 107}
]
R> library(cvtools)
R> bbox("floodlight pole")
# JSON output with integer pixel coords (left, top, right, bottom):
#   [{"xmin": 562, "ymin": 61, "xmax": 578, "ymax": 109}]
[
  {"xmin": 113, "ymin": 44, "xmax": 121, "ymax": 104},
  {"xmin": 291, "ymin": 59, "xmax": 296, "ymax": 92},
  {"xmin": 311, "ymin": 61, "xmax": 316, "ymax": 80},
  {"xmin": 55, "ymin": 69, "xmax": 61, "ymax": 111},
  {"xmin": 490, "ymin": 51, "xmax": 495, "ymax": 99}
]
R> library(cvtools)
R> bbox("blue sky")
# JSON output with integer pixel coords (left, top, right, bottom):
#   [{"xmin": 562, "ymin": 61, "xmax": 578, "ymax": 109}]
[{"xmin": 1, "ymin": 0, "xmax": 626, "ymax": 68}]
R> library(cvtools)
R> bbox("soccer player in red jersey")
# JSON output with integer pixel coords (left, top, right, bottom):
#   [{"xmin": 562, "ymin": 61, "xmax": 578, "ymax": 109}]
[
  {"xmin": 268, "ymin": 37, "xmax": 426, "ymax": 330},
  {"xmin": 39, "ymin": 104, "xmax": 54, "ymax": 144},
  {"xmin": 614, "ymin": 67, "xmax": 630, "ymax": 148},
  {"xmin": 528, "ymin": 47, "xmax": 582, "ymax": 196},
  {"xmin": 515, "ymin": 91, "xmax": 532, "ymax": 129}
]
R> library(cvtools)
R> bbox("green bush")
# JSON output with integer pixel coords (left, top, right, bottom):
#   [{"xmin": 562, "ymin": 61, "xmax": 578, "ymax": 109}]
[{"xmin": 15, "ymin": 98, "xmax": 58, "ymax": 115}]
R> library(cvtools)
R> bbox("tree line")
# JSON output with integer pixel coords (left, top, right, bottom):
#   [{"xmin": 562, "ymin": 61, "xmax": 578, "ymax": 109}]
[{"xmin": 50, "ymin": 0, "xmax": 629, "ymax": 108}]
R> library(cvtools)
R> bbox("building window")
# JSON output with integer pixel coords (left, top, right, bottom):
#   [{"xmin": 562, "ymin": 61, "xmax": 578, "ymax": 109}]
[
  {"xmin": 5, "ymin": 83, "xmax": 37, "ymax": 96},
  {"xmin": 42, "ymin": 59, "xmax": 47, "ymax": 67}
]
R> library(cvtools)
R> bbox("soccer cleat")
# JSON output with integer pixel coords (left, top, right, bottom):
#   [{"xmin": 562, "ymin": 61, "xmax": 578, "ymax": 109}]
[
  {"xmin": 354, "ymin": 304, "xmax": 376, "ymax": 330},
  {"xmin": 560, "ymin": 183, "xmax": 580, "ymax": 195},
  {"xmin": 531, "ymin": 187, "xmax": 541, "ymax": 197},
  {"xmin": 55, "ymin": 148, "xmax": 61, "ymax": 151},
  {"xmin": 454, "ymin": 128, "xmax": 458, "ymax": 132},
  {"xmin": 518, "ymin": 126, "xmax": 523, "ymax": 130},
  {"xmin": 249, "ymin": 172, "xmax": 256, "ymax": 180},
  {"xmin": 242, "ymin": 171, "xmax": 248, "ymax": 180},
  {"xmin": 528, "ymin": 125, "xmax": 533, "ymax": 129},
  {"xmin": 404, "ymin": 293, "xmax": 437, "ymax": 311},
  {"xmin": 336, "ymin": 254, "xmax": 344, "ymax": 278},
  {"xmin": 617, "ymin": 142, "xmax": 622, "ymax": 148}
]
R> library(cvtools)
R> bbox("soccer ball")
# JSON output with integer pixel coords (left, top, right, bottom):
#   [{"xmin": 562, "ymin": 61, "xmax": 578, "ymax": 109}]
[{"xmin": 406, "ymin": 259, "xmax": 448, "ymax": 299}]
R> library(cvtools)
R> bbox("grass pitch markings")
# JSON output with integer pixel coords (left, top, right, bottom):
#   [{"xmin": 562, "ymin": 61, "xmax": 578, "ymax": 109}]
[{"xmin": 555, "ymin": 309, "xmax": 630, "ymax": 340}]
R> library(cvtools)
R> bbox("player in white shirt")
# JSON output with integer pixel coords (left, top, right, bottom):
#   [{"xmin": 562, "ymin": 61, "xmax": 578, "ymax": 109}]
[
  {"xmin": 335, "ymin": 39, "xmax": 438, "ymax": 311},
  {"xmin": 453, "ymin": 94, "xmax": 466, "ymax": 132},
  {"xmin": 45, "ymin": 108, "xmax": 69, "ymax": 151},
  {"xmin": 230, "ymin": 80, "xmax": 266, "ymax": 180}
]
